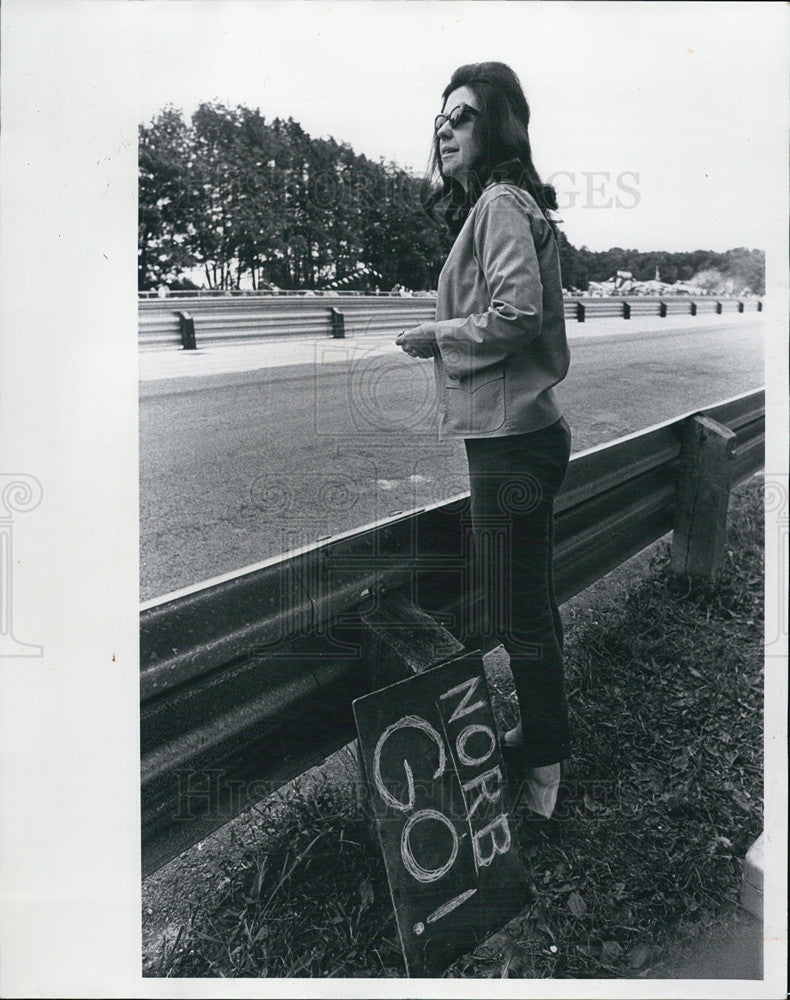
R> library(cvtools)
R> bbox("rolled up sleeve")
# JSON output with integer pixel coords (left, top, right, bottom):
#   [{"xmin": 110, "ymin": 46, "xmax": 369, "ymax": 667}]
[{"xmin": 435, "ymin": 191, "xmax": 543, "ymax": 381}]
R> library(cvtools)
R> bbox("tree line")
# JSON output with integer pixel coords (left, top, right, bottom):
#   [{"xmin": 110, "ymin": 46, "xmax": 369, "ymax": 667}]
[
  {"xmin": 557, "ymin": 237, "xmax": 764, "ymax": 295},
  {"xmin": 139, "ymin": 103, "xmax": 764, "ymax": 295}
]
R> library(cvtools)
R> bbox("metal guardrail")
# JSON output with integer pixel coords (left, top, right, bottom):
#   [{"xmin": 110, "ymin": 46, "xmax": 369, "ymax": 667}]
[
  {"xmin": 139, "ymin": 295, "xmax": 762, "ymax": 350},
  {"xmin": 140, "ymin": 388, "xmax": 765, "ymax": 876},
  {"xmin": 138, "ymin": 289, "xmax": 414, "ymax": 299},
  {"xmin": 138, "ymin": 295, "xmax": 438, "ymax": 349}
]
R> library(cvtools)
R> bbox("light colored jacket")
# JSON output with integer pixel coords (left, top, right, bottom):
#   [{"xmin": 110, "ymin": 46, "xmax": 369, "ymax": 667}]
[{"xmin": 433, "ymin": 182, "xmax": 570, "ymax": 438}]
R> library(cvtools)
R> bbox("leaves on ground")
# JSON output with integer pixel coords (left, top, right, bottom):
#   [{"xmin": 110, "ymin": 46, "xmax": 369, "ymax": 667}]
[{"xmin": 147, "ymin": 479, "xmax": 764, "ymax": 979}]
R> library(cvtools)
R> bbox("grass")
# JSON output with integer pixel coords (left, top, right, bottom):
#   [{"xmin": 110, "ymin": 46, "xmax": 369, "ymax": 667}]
[{"xmin": 148, "ymin": 477, "xmax": 764, "ymax": 978}]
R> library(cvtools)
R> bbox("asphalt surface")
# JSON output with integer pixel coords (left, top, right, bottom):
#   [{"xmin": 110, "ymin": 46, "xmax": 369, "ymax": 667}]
[{"xmin": 140, "ymin": 315, "xmax": 764, "ymax": 601}]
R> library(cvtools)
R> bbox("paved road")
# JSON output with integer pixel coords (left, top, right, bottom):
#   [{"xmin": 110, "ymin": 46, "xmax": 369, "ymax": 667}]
[{"xmin": 140, "ymin": 316, "xmax": 764, "ymax": 600}]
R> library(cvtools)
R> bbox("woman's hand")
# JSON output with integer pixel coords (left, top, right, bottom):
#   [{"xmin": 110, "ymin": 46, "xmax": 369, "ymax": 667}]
[{"xmin": 395, "ymin": 322, "xmax": 438, "ymax": 359}]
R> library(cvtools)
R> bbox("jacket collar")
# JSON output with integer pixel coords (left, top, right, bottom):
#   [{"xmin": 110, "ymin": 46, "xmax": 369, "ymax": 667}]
[{"xmin": 436, "ymin": 158, "xmax": 529, "ymax": 235}]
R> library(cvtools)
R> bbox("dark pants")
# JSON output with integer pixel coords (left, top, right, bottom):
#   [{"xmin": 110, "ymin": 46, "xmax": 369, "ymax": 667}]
[{"xmin": 463, "ymin": 417, "xmax": 572, "ymax": 766}]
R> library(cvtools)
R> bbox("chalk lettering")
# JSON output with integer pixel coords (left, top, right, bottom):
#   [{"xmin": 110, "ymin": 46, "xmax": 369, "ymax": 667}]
[
  {"xmin": 373, "ymin": 715, "xmax": 446, "ymax": 812},
  {"xmin": 439, "ymin": 674, "xmax": 486, "ymax": 723},
  {"xmin": 461, "ymin": 766, "xmax": 504, "ymax": 818},
  {"xmin": 353, "ymin": 654, "xmax": 530, "ymax": 976},
  {"xmin": 426, "ymin": 888, "xmax": 478, "ymax": 924},
  {"xmin": 401, "ymin": 808, "xmax": 459, "ymax": 883},
  {"xmin": 455, "ymin": 723, "xmax": 496, "ymax": 768},
  {"xmin": 471, "ymin": 814, "xmax": 512, "ymax": 869}
]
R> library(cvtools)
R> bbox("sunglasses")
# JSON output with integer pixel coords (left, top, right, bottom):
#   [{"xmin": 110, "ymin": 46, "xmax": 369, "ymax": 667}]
[{"xmin": 434, "ymin": 103, "xmax": 480, "ymax": 133}]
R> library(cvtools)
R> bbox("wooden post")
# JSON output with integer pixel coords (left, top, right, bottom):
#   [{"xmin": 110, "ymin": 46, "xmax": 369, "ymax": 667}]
[
  {"xmin": 576, "ymin": 300, "xmax": 585, "ymax": 322},
  {"xmin": 622, "ymin": 300, "xmax": 631, "ymax": 319},
  {"xmin": 360, "ymin": 591, "xmax": 465, "ymax": 689},
  {"xmin": 715, "ymin": 300, "xmax": 723, "ymax": 314},
  {"xmin": 659, "ymin": 300, "xmax": 667, "ymax": 318},
  {"xmin": 690, "ymin": 301, "xmax": 697, "ymax": 316},
  {"xmin": 672, "ymin": 414, "xmax": 737, "ymax": 578},
  {"xmin": 353, "ymin": 592, "xmax": 464, "ymax": 822}
]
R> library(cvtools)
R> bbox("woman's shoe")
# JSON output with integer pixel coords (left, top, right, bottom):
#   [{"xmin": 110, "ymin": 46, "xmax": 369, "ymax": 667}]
[
  {"xmin": 523, "ymin": 762, "xmax": 562, "ymax": 819},
  {"xmin": 498, "ymin": 740, "xmax": 571, "ymax": 822}
]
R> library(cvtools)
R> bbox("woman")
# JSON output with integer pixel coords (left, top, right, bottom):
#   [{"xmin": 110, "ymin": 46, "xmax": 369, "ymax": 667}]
[{"xmin": 395, "ymin": 62, "xmax": 571, "ymax": 819}]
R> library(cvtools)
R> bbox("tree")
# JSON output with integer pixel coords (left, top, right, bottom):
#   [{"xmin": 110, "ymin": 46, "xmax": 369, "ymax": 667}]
[
  {"xmin": 556, "ymin": 230, "xmax": 588, "ymax": 290},
  {"xmin": 139, "ymin": 101, "xmax": 765, "ymax": 297},
  {"xmin": 138, "ymin": 108, "xmax": 200, "ymax": 290}
]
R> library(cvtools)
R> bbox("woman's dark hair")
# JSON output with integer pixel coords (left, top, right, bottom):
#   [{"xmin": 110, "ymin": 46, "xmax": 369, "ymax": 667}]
[{"xmin": 424, "ymin": 62, "xmax": 558, "ymax": 236}]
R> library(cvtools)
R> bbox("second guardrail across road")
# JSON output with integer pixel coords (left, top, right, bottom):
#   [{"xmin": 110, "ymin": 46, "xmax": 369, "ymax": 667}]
[{"xmin": 138, "ymin": 294, "xmax": 763, "ymax": 350}]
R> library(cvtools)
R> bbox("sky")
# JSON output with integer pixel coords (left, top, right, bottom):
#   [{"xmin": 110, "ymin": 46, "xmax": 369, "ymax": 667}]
[{"xmin": 133, "ymin": 1, "xmax": 788, "ymax": 253}]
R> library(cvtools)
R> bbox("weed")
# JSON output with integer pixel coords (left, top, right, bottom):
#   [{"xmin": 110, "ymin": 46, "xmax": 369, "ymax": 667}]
[{"xmin": 148, "ymin": 478, "xmax": 764, "ymax": 978}]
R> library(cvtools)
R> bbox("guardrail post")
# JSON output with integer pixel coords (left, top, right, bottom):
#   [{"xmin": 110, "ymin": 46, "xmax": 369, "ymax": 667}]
[
  {"xmin": 360, "ymin": 591, "xmax": 465, "ymax": 689},
  {"xmin": 715, "ymin": 300, "xmax": 723, "ymax": 314},
  {"xmin": 690, "ymin": 301, "xmax": 697, "ymax": 316},
  {"xmin": 622, "ymin": 301, "xmax": 631, "ymax": 319},
  {"xmin": 576, "ymin": 301, "xmax": 585, "ymax": 323},
  {"xmin": 671, "ymin": 414, "xmax": 737, "ymax": 578},
  {"xmin": 354, "ymin": 592, "xmax": 465, "ymax": 822},
  {"xmin": 659, "ymin": 301, "xmax": 667, "ymax": 318},
  {"xmin": 738, "ymin": 300, "xmax": 744, "ymax": 313},
  {"xmin": 177, "ymin": 311, "xmax": 197, "ymax": 350},
  {"xmin": 330, "ymin": 307, "xmax": 345, "ymax": 339},
  {"xmin": 757, "ymin": 300, "xmax": 762, "ymax": 312}
]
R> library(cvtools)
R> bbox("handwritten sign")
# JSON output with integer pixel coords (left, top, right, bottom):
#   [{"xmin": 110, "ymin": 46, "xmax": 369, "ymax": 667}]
[{"xmin": 353, "ymin": 651, "xmax": 529, "ymax": 976}]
